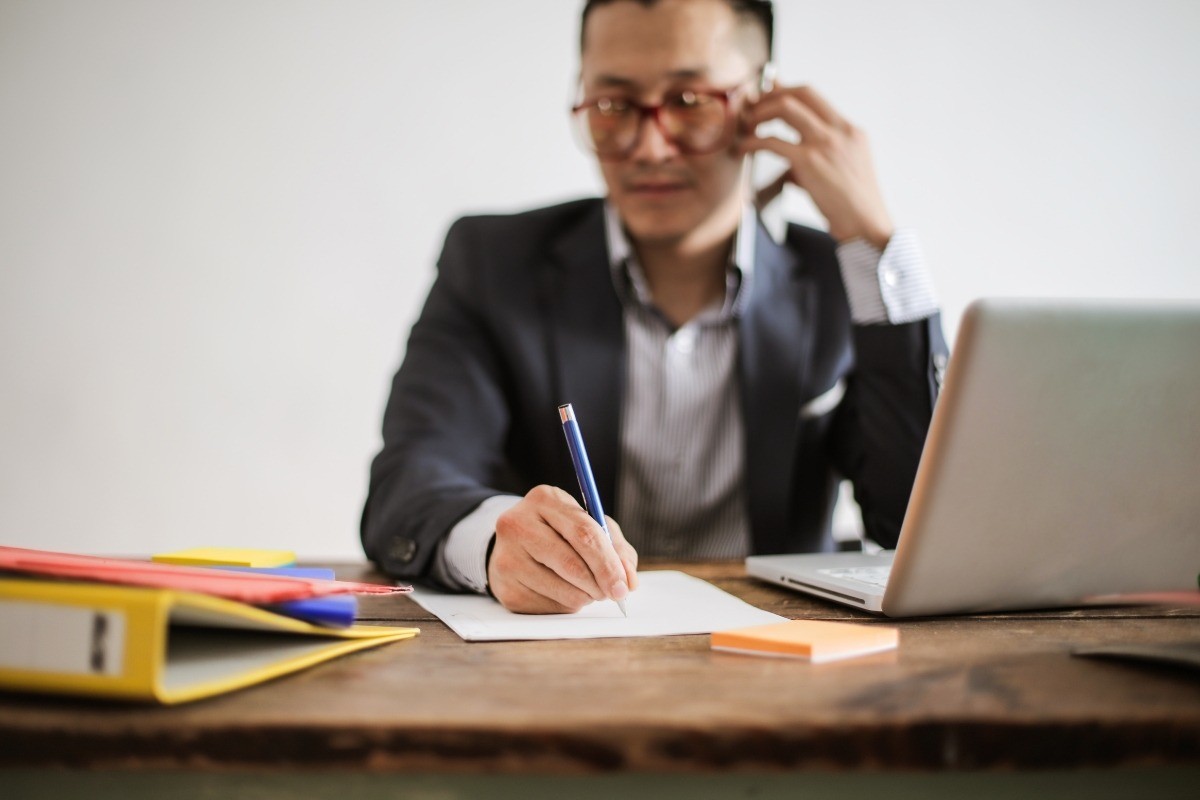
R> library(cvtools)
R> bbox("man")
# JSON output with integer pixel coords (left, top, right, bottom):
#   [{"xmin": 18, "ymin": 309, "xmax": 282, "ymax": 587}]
[{"xmin": 362, "ymin": 0, "xmax": 947, "ymax": 613}]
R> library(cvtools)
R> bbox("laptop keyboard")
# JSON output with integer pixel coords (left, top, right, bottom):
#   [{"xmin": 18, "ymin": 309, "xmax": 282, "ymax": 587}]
[{"xmin": 818, "ymin": 565, "xmax": 892, "ymax": 589}]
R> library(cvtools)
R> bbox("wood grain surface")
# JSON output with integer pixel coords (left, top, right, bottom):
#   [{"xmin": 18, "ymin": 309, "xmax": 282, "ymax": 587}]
[{"xmin": 2, "ymin": 561, "xmax": 1198, "ymax": 772}]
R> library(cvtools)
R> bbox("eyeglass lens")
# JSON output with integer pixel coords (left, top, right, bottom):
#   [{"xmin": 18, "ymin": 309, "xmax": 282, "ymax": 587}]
[{"xmin": 579, "ymin": 92, "xmax": 732, "ymax": 157}]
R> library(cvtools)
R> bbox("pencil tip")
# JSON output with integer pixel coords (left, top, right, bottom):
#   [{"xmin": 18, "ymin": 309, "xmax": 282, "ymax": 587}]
[{"xmin": 617, "ymin": 598, "xmax": 628, "ymax": 617}]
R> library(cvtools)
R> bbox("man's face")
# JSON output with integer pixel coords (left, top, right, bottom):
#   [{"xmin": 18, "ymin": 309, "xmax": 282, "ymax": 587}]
[{"xmin": 579, "ymin": 0, "xmax": 759, "ymax": 246}]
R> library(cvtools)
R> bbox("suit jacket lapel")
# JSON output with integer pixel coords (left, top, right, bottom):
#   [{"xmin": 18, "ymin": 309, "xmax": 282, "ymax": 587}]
[
  {"xmin": 542, "ymin": 201, "xmax": 625, "ymax": 511},
  {"xmin": 740, "ymin": 222, "xmax": 812, "ymax": 552}
]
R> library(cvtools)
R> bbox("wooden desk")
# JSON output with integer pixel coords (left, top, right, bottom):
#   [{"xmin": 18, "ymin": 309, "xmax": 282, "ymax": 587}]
[{"xmin": 3, "ymin": 562, "xmax": 1199, "ymax": 796}]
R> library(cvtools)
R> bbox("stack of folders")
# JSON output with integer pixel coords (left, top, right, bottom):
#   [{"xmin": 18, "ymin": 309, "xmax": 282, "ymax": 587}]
[{"xmin": 0, "ymin": 546, "xmax": 418, "ymax": 705}]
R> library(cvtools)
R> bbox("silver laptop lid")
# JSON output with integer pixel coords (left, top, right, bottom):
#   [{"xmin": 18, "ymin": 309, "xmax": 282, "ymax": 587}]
[{"xmin": 883, "ymin": 298, "xmax": 1200, "ymax": 616}]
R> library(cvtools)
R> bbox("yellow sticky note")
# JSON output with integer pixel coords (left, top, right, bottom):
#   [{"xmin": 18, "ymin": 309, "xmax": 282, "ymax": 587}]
[
  {"xmin": 711, "ymin": 619, "xmax": 898, "ymax": 663},
  {"xmin": 152, "ymin": 547, "xmax": 296, "ymax": 568}
]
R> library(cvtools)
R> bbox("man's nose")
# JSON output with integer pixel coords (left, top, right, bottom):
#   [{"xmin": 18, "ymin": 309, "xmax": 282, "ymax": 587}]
[{"xmin": 627, "ymin": 110, "xmax": 678, "ymax": 163}]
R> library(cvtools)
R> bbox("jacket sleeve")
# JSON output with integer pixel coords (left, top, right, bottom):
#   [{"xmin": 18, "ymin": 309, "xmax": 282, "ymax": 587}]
[
  {"xmin": 829, "ymin": 314, "xmax": 949, "ymax": 549},
  {"xmin": 361, "ymin": 217, "xmax": 515, "ymax": 579}
]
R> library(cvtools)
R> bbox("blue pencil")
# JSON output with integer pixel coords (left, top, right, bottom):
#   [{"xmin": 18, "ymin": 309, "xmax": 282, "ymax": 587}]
[{"xmin": 558, "ymin": 403, "xmax": 629, "ymax": 617}]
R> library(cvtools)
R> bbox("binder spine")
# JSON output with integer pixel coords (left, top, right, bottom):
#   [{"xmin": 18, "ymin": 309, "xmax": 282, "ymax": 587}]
[
  {"xmin": 0, "ymin": 600, "xmax": 127, "ymax": 677},
  {"xmin": 0, "ymin": 580, "xmax": 159, "ymax": 700}
]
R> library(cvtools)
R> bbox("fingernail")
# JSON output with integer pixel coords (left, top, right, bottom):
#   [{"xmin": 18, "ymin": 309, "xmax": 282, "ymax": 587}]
[{"xmin": 610, "ymin": 580, "xmax": 629, "ymax": 600}]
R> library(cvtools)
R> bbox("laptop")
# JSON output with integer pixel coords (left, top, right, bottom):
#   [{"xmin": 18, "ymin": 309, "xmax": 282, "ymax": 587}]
[{"xmin": 747, "ymin": 298, "xmax": 1200, "ymax": 617}]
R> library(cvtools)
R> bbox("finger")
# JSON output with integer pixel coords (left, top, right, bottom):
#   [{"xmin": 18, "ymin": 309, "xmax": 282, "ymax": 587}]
[
  {"xmin": 488, "ymin": 536, "xmax": 594, "ymax": 613},
  {"xmin": 791, "ymin": 85, "xmax": 849, "ymax": 130},
  {"xmin": 753, "ymin": 169, "xmax": 790, "ymax": 210},
  {"xmin": 753, "ymin": 85, "xmax": 850, "ymax": 130},
  {"xmin": 513, "ymin": 558, "xmax": 595, "ymax": 612},
  {"xmin": 739, "ymin": 135, "xmax": 816, "ymax": 177},
  {"xmin": 500, "ymin": 575, "xmax": 586, "ymax": 615},
  {"xmin": 745, "ymin": 92, "xmax": 830, "ymax": 143},
  {"xmin": 504, "ymin": 488, "xmax": 606, "ymax": 601},
  {"xmin": 539, "ymin": 501, "xmax": 630, "ymax": 601},
  {"xmin": 521, "ymin": 524, "xmax": 609, "ymax": 601},
  {"xmin": 605, "ymin": 516, "xmax": 639, "ymax": 590}
]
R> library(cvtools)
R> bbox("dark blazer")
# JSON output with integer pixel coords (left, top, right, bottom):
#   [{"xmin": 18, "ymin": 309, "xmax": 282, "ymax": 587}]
[{"xmin": 362, "ymin": 198, "xmax": 948, "ymax": 579}]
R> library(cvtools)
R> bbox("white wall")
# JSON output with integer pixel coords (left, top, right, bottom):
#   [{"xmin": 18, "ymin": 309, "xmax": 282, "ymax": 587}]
[{"xmin": 1, "ymin": 0, "xmax": 1197, "ymax": 560}]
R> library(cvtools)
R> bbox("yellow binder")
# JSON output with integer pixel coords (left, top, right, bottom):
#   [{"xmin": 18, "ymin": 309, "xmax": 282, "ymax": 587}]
[{"xmin": 0, "ymin": 578, "xmax": 418, "ymax": 705}]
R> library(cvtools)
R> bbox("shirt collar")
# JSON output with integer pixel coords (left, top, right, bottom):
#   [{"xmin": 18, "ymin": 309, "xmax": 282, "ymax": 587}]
[{"xmin": 603, "ymin": 201, "xmax": 758, "ymax": 319}]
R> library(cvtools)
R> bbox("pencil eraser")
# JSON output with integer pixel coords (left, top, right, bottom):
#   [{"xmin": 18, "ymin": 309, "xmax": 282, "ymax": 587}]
[
  {"xmin": 711, "ymin": 619, "xmax": 898, "ymax": 663},
  {"xmin": 152, "ymin": 547, "xmax": 297, "ymax": 568}
]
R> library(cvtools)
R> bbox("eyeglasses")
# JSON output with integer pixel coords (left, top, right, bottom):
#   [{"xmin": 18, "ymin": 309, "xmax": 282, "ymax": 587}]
[{"xmin": 570, "ymin": 82, "xmax": 754, "ymax": 161}]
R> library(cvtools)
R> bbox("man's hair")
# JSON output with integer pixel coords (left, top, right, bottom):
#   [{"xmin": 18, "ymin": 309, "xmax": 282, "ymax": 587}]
[{"xmin": 580, "ymin": 0, "xmax": 774, "ymax": 60}]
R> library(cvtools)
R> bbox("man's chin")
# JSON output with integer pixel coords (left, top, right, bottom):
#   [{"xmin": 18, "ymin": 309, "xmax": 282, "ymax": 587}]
[{"xmin": 614, "ymin": 207, "xmax": 697, "ymax": 245}]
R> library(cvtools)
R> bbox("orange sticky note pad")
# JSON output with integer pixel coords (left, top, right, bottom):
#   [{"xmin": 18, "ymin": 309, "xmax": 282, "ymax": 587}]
[
  {"xmin": 152, "ymin": 547, "xmax": 296, "ymax": 568},
  {"xmin": 711, "ymin": 619, "xmax": 898, "ymax": 663}
]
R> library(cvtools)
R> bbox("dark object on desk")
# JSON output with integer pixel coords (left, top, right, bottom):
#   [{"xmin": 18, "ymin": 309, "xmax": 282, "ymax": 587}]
[{"xmin": 1073, "ymin": 642, "xmax": 1200, "ymax": 673}]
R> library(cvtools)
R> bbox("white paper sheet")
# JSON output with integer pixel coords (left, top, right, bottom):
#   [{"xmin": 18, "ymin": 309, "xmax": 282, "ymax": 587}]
[{"xmin": 409, "ymin": 570, "xmax": 785, "ymax": 641}]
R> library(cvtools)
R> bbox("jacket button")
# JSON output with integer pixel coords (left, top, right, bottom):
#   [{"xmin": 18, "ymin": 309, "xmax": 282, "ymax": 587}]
[{"xmin": 389, "ymin": 538, "xmax": 418, "ymax": 564}]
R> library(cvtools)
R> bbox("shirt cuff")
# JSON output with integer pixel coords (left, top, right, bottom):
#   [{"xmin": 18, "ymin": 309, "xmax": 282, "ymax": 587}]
[
  {"xmin": 836, "ymin": 229, "xmax": 939, "ymax": 325},
  {"xmin": 431, "ymin": 494, "xmax": 522, "ymax": 594}
]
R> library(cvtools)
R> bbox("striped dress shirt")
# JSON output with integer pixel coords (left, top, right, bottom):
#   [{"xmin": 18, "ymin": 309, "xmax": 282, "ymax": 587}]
[{"xmin": 607, "ymin": 204, "xmax": 755, "ymax": 559}]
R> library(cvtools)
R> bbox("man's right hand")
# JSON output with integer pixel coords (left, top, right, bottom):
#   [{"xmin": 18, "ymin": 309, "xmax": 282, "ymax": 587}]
[{"xmin": 487, "ymin": 485, "xmax": 639, "ymax": 614}]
